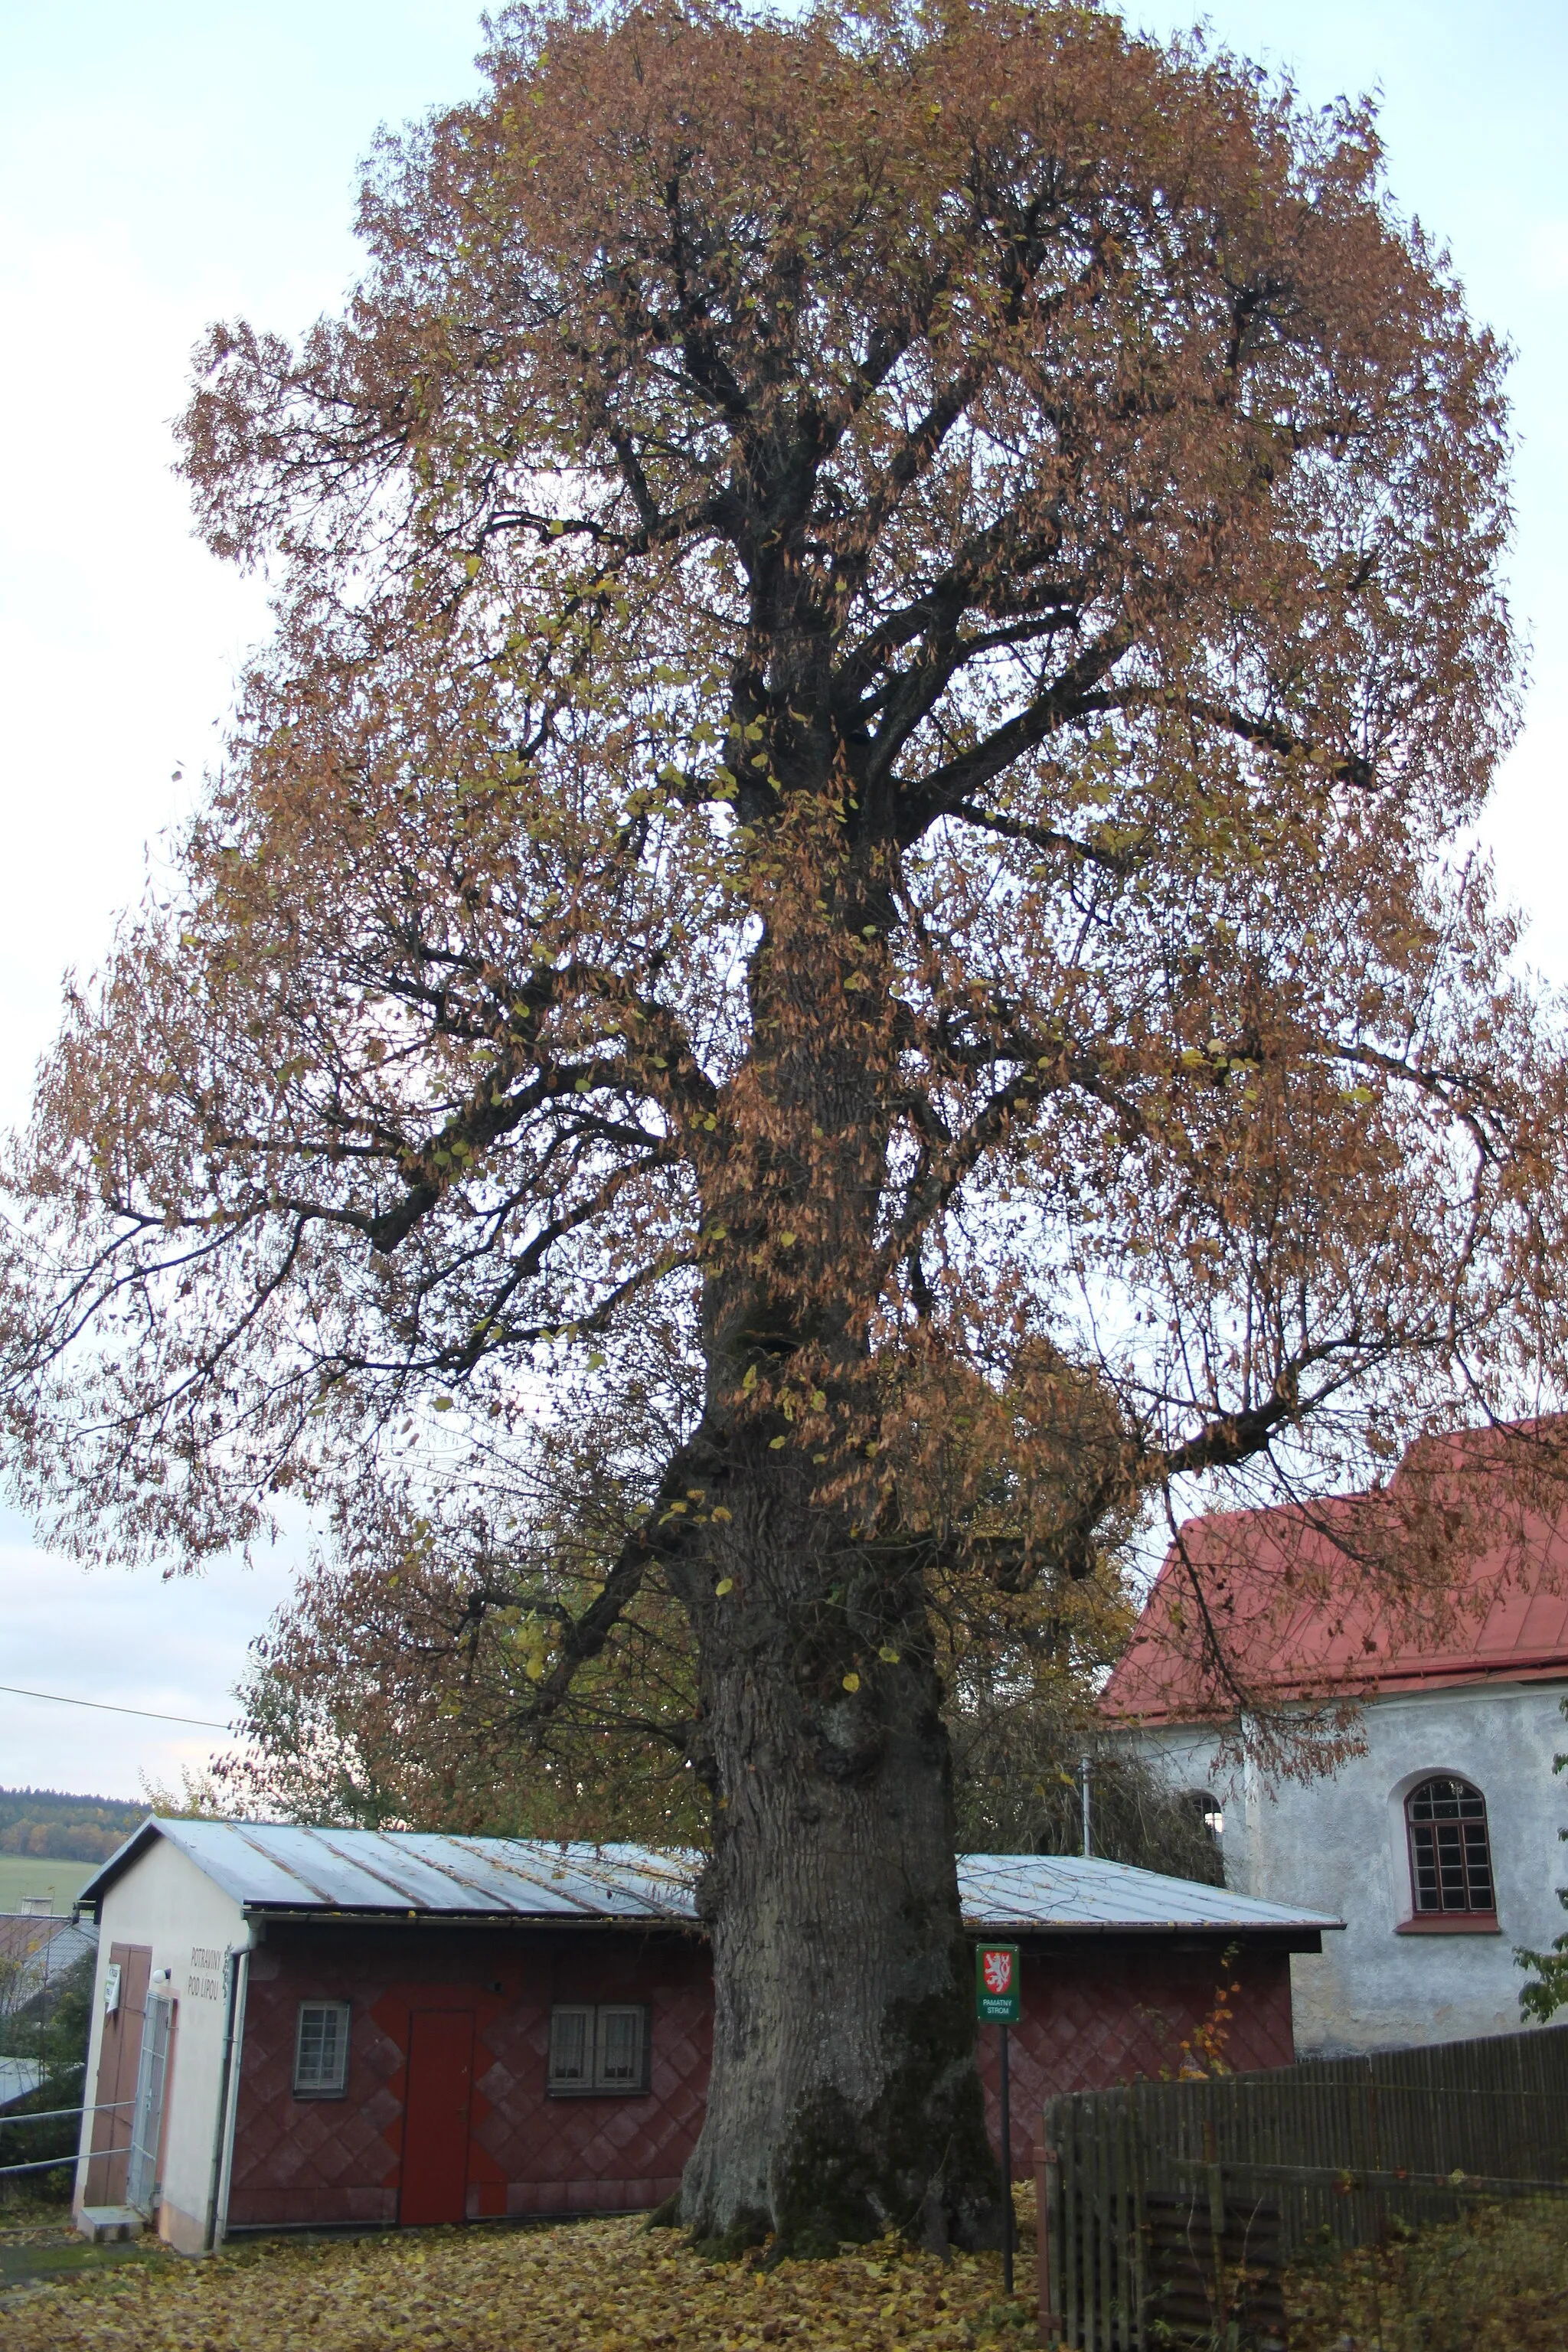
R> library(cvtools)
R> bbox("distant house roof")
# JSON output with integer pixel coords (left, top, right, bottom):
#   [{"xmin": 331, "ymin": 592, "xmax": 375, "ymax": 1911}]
[
  {"xmin": 76, "ymin": 1819, "xmax": 1339, "ymax": 1945},
  {"xmin": 0, "ymin": 1913, "xmax": 97, "ymax": 2004},
  {"xmin": 0, "ymin": 2058, "xmax": 42, "ymax": 2111},
  {"xmin": 1104, "ymin": 1428, "xmax": 1568, "ymax": 1725}
]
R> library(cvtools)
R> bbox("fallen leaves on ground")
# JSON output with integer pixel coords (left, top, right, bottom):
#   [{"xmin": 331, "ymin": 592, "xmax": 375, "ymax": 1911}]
[
  {"xmin": 3, "ymin": 2213, "xmax": 1039, "ymax": 2351},
  {"xmin": 1284, "ymin": 2200, "xmax": 1568, "ymax": 2352}
]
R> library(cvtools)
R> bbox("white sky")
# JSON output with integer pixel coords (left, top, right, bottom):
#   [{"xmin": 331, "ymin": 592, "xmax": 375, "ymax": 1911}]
[{"xmin": 0, "ymin": 0, "xmax": 1563, "ymax": 1798}]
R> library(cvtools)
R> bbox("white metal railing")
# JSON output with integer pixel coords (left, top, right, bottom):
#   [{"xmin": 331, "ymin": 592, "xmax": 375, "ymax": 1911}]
[{"xmin": 0, "ymin": 2095, "xmax": 135, "ymax": 2179}]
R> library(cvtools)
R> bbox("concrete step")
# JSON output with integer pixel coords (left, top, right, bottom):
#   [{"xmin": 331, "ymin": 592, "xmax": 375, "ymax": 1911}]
[{"xmin": 76, "ymin": 2206, "xmax": 144, "ymax": 2243}]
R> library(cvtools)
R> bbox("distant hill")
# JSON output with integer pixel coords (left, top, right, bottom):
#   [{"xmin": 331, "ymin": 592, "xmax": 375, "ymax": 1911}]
[{"xmin": 0, "ymin": 1787, "xmax": 147, "ymax": 1864}]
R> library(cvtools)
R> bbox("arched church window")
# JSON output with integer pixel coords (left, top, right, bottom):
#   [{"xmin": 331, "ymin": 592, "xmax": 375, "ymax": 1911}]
[
  {"xmin": 1182, "ymin": 1790, "xmax": 1224, "ymax": 1847},
  {"xmin": 1405, "ymin": 1777, "xmax": 1495, "ymax": 1917}
]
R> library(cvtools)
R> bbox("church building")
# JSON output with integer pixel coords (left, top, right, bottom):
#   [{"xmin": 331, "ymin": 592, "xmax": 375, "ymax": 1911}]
[{"xmin": 1104, "ymin": 1444, "xmax": 1568, "ymax": 2055}]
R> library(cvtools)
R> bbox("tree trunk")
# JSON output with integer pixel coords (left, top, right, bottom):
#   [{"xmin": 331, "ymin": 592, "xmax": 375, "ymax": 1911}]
[
  {"xmin": 666, "ymin": 828, "xmax": 1000, "ymax": 2253},
  {"xmin": 675, "ymin": 1436, "xmax": 1002, "ymax": 2256}
]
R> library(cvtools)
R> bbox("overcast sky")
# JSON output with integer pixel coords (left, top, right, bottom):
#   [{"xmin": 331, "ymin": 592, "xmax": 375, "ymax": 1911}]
[{"xmin": 1, "ymin": 0, "xmax": 1563, "ymax": 1801}]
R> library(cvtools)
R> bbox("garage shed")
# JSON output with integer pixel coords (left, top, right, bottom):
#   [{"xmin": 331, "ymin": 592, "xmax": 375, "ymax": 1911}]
[{"xmin": 71, "ymin": 1820, "xmax": 1338, "ymax": 2252}]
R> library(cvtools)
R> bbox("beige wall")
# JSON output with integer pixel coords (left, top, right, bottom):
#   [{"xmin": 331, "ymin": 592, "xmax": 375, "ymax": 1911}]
[{"xmin": 75, "ymin": 1838, "xmax": 250, "ymax": 2252}]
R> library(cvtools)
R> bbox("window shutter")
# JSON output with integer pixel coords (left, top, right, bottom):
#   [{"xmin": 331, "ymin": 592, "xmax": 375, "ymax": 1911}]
[
  {"xmin": 548, "ymin": 2004, "xmax": 594, "ymax": 2089},
  {"xmin": 596, "ymin": 2005, "xmax": 646, "ymax": 2091}
]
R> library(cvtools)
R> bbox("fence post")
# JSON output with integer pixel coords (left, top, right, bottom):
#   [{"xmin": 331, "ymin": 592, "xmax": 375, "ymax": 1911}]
[
  {"xmin": 1036, "ymin": 2141, "xmax": 1063, "ymax": 2345},
  {"xmin": 1203, "ymin": 2117, "xmax": 1227, "ymax": 2345}
]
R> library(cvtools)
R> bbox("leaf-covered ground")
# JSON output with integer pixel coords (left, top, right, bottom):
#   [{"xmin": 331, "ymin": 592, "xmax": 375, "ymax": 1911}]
[
  {"xmin": 1285, "ymin": 2199, "xmax": 1568, "ymax": 2352},
  {"xmin": 2, "ymin": 2211, "xmax": 1037, "ymax": 2350},
  {"xmin": 8, "ymin": 2190, "xmax": 1563, "ymax": 2347}
]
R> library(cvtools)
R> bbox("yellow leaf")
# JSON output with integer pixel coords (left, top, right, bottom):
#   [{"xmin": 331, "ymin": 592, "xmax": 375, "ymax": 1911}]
[
  {"xmin": 841, "ymin": 1671, "xmax": 861, "ymax": 1693},
  {"xmin": 769, "ymin": 1434, "xmax": 787, "ymax": 1449},
  {"xmin": 715, "ymin": 1578, "xmax": 734, "ymax": 1597},
  {"xmin": 878, "ymin": 1646, "xmax": 900, "ymax": 1664}
]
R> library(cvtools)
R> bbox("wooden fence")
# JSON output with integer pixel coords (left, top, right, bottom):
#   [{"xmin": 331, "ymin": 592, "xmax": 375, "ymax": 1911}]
[{"xmin": 1036, "ymin": 2023, "xmax": 1568, "ymax": 2351}]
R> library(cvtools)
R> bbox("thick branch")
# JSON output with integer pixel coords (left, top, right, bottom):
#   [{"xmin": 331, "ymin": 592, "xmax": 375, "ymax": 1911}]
[
  {"xmin": 893, "ymin": 628, "xmax": 1134, "ymax": 838},
  {"xmin": 514, "ymin": 1428, "xmax": 717, "ymax": 1744}
]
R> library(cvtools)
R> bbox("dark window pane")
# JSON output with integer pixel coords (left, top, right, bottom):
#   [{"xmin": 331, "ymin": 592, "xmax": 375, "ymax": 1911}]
[
  {"xmin": 294, "ymin": 2001, "xmax": 350, "ymax": 2095},
  {"xmin": 548, "ymin": 2006, "xmax": 592, "ymax": 2087},
  {"xmin": 596, "ymin": 2007, "xmax": 645, "ymax": 2089},
  {"xmin": 1406, "ymin": 1779, "xmax": 1494, "ymax": 1916}
]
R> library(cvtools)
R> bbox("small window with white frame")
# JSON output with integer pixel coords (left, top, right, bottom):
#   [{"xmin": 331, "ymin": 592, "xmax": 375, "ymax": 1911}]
[
  {"xmin": 293, "ymin": 2000, "xmax": 351, "ymax": 2097},
  {"xmin": 548, "ymin": 2002, "xmax": 649, "ymax": 2096}
]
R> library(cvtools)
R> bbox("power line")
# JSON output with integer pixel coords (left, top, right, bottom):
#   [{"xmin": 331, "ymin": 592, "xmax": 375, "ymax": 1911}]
[{"xmin": 0, "ymin": 1682, "xmax": 232, "ymax": 1730}]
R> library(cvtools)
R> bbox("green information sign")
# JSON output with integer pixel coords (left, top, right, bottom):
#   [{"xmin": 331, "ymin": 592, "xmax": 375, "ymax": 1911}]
[{"xmin": 975, "ymin": 1942, "xmax": 1021, "ymax": 2024}]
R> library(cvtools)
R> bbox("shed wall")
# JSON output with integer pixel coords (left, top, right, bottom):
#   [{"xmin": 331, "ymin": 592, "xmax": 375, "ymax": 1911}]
[
  {"xmin": 225, "ymin": 1922, "xmax": 1294, "ymax": 2222},
  {"xmin": 978, "ymin": 1939, "xmax": 1295, "ymax": 2171},
  {"xmin": 227, "ymin": 1924, "xmax": 712, "ymax": 2228}
]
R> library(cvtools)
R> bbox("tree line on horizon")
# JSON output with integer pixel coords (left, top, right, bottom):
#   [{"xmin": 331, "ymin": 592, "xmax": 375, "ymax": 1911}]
[{"xmin": 0, "ymin": 1787, "xmax": 146, "ymax": 1864}]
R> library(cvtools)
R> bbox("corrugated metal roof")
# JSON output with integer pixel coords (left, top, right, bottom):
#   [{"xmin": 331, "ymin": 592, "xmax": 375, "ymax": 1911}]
[
  {"xmin": 956, "ymin": 1851, "xmax": 1339, "ymax": 1936},
  {"xmin": 77, "ymin": 1819, "xmax": 1339, "ymax": 1939},
  {"xmin": 98, "ymin": 1821, "xmax": 703, "ymax": 1922}
]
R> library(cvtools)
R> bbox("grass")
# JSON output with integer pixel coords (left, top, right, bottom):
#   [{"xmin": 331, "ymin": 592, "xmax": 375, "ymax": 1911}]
[
  {"xmin": 0, "ymin": 1857, "xmax": 97, "ymax": 1915},
  {"xmin": 0, "ymin": 2187, "xmax": 165, "ymax": 2308},
  {"xmin": 1284, "ymin": 2199, "xmax": 1568, "ymax": 2352}
]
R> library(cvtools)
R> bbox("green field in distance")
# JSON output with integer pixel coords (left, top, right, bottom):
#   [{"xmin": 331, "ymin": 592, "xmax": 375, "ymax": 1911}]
[{"xmin": 0, "ymin": 1854, "xmax": 100, "ymax": 1914}]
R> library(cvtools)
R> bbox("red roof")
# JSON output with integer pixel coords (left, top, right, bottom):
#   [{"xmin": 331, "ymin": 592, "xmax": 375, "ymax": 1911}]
[{"xmin": 1103, "ymin": 1428, "xmax": 1568, "ymax": 1724}]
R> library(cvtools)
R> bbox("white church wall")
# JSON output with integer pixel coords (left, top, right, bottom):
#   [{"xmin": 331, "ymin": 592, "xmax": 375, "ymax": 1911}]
[{"xmin": 1128, "ymin": 1679, "xmax": 1568, "ymax": 2055}]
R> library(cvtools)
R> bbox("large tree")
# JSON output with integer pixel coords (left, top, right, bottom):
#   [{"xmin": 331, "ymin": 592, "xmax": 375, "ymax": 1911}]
[{"xmin": 5, "ymin": 0, "xmax": 1566, "ymax": 2252}]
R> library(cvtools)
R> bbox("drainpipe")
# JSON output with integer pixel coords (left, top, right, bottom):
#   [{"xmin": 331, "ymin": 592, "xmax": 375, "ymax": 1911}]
[
  {"xmin": 203, "ymin": 1944, "xmax": 250, "ymax": 2252},
  {"xmin": 1079, "ymin": 1754, "xmax": 1092, "ymax": 1859}
]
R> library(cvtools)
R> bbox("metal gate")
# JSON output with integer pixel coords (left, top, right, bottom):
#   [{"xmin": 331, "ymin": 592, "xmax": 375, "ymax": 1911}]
[{"xmin": 124, "ymin": 1991, "xmax": 172, "ymax": 2214}]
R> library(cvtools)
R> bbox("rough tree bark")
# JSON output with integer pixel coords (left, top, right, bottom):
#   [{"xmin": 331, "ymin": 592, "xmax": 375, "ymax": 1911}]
[
  {"xmin": 681, "ymin": 1458, "xmax": 991, "ymax": 2250},
  {"xmin": 666, "ymin": 831, "xmax": 1000, "ymax": 2245}
]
